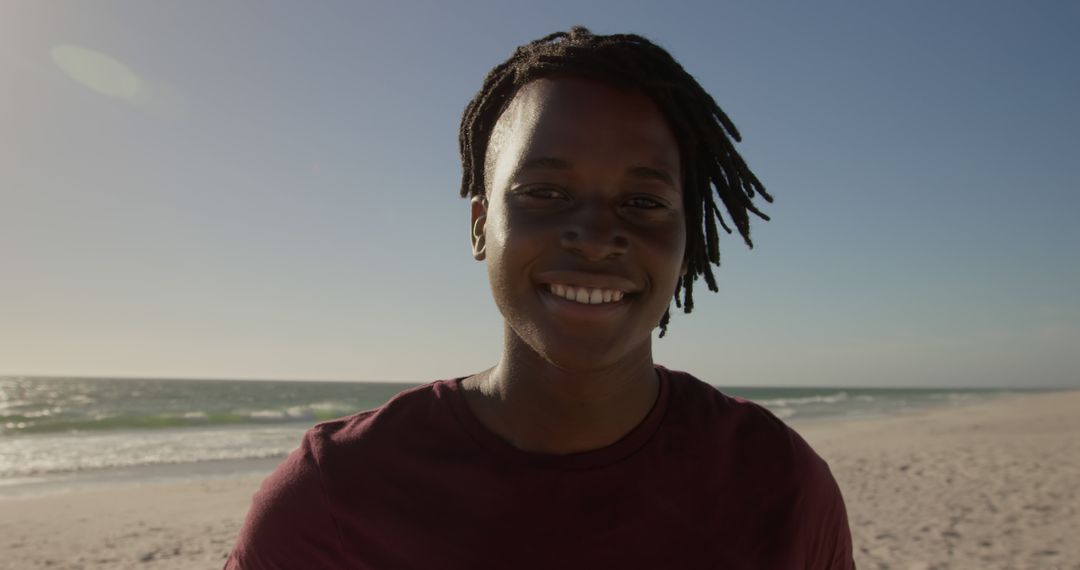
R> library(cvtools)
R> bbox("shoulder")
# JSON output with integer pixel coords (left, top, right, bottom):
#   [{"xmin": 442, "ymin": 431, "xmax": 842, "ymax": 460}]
[
  {"xmin": 661, "ymin": 366, "xmax": 797, "ymax": 446},
  {"xmin": 660, "ymin": 366, "xmax": 835, "ymax": 482},
  {"xmin": 662, "ymin": 366, "xmax": 782, "ymax": 422},
  {"xmin": 660, "ymin": 367, "xmax": 854, "ymax": 568},
  {"xmin": 301, "ymin": 378, "xmax": 466, "ymax": 473},
  {"xmin": 225, "ymin": 380, "xmax": 460, "ymax": 569},
  {"xmin": 225, "ymin": 426, "xmax": 345, "ymax": 569},
  {"xmin": 310, "ymin": 379, "xmax": 450, "ymax": 443}
]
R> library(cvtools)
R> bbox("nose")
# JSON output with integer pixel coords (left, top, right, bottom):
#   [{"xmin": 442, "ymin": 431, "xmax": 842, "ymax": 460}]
[{"xmin": 559, "ymin": 201, "xmax": 629, "ymax": 261}]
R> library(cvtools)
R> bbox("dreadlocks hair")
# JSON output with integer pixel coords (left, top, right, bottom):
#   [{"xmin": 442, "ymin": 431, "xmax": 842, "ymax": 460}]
[{"xmin": 458, "ymin": 26, "xmax": 772, "ymax": 337}]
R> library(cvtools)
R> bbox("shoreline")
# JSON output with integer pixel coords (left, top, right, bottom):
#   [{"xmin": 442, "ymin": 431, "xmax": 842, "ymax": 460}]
[
  {"xmin": 1, "ymin": 389, "xmax": 1077, "ymax": 569},
  {"xmin": 0, "ymin": 387, "xmax": 1046, "ymax": 500},
  {"xmin": 0, "ymin": 456, "xmax": 286, "ymax": 501}
]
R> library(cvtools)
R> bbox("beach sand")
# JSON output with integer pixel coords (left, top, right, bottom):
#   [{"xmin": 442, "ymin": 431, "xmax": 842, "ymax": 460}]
[
  {"xmin": 798, "ymin": 389, "xmax": 1080, "ymax": 570},
  {"xmin": 1, "ymin": 390, "xmax": 1077, "ymax": 570}
]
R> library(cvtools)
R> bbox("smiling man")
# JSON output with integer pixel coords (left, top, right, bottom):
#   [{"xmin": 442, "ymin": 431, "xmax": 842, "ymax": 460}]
[{"xmin": 226, "ymin": 27, "xmax": 855, "ymax": 570}]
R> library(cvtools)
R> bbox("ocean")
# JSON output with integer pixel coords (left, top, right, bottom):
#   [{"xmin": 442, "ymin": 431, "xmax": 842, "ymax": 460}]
[{"xmin": 0, "ymin": 375, "xmax": 1040, "ymax": 497}]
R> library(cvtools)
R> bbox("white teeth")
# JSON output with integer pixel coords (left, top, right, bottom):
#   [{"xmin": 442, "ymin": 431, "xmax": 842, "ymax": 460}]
[{"xmin": 546, "ymin": 284, "xmax": 628, "ymax": 305}]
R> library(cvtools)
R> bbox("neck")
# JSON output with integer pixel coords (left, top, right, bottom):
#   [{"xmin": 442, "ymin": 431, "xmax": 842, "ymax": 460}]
[{"xmin": 461, "ymin": 326, "xmax": 660, "ymax": 455}]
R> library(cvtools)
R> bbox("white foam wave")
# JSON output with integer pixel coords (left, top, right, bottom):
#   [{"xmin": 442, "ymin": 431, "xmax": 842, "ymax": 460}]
[
  {"xmin": 770, "ymin": 407, "xmax": 796, "ymax": 419},
  {"xmin": 760, "ymin": 392, "xmax": 850, "ymax": 407},
  {"xmin": 242, "ymin": 401, "xmax": 353, "ymax": 423},
  {"xmin": 0, "ymin": 425, "xmax": 306, "ymax": 478}
]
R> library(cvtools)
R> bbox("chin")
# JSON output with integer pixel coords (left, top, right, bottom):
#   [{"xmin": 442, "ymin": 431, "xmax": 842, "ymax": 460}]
[
  {"xmin": 530, "ymin": 329, "xmax": 651, "ymax": 372},
  {"xmin": 495, "ymin": 291, "xmax": 659, "ymax": 370}
]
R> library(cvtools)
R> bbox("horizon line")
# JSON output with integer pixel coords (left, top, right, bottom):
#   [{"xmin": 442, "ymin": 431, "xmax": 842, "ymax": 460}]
[{"xmin": 2, "ymin": 372, "xmax": 1075, "ymax": 391}]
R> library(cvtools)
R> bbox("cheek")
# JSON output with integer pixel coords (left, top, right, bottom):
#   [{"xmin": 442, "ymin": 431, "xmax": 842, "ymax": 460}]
[
  {"xmin": 484, "ymin": 208, "xmax": 545, "ymax": 287},
  {"xmin": 644, "ymin": 221, "xmax": 687, "ymax": 283},
  {"xmin": 490, "ymin": 206, "xmax": 553, "ymax": 258}
]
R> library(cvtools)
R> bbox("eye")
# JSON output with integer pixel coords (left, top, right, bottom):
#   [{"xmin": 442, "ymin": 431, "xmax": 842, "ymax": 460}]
[
  {"xmin": 518, "ymin": 186, "xmax": 568, "ymax": 201},
  {"xmin": 528, "ymin": 187, "xmax": 565, "ymax": 199},
  {"xmin": 625, "ymin": 196, "xmax": 666, "ymax": 209}
]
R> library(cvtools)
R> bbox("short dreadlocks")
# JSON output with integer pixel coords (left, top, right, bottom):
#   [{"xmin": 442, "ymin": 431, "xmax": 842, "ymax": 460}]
[{"xmin": 459, "ymin": 27, "xmax": 772, "ymax": 337}]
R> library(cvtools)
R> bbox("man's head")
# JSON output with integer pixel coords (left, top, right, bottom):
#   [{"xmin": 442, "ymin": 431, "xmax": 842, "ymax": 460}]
[{"xmin": 460, "ymin": 27, "xmax": 770, "ymax": 362}]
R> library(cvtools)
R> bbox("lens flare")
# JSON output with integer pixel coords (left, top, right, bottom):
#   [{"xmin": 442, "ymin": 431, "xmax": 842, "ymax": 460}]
[{"xmin": 50, "ymin": 44, "xmax": 142, "ymax": 101}]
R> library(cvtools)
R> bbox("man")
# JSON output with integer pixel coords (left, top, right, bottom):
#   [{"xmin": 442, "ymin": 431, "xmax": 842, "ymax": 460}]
[{"xmin": 226, "ymin": 27, "xmax": 855, "ymax": 569}]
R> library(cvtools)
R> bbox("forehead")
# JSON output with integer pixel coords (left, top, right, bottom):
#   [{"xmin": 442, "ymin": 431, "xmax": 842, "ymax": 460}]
[
  {"xmin": 507, "ymin": 77, "xmax": 667, "ymax": 127},
  {"xmin": 487, "ymin": 77, "xmax": 681, "ymax": 181}
]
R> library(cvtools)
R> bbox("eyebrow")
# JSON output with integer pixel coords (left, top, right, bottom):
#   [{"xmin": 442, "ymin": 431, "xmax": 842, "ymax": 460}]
[
  {"xmin": 518, "ymin": 156, "xmax": 571, "ymax": 172},
  {"xmin": 626, "ymin": 165, "xmax": 676, "ymax": 187},
  {"xmin": 517, "ymin": 157, "xmax": 677, "ymax": 187}
]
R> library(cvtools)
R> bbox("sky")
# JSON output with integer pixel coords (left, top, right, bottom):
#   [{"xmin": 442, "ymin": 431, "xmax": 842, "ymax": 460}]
[{"xmin": 1, "ymin": 1, "xmax": 1077, "ymax": 388}]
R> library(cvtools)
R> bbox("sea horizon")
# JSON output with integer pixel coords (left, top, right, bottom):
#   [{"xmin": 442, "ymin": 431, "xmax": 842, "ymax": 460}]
[{"xmin": 6, "ymin": 372, "xmax": 1071, "ymax": 390}]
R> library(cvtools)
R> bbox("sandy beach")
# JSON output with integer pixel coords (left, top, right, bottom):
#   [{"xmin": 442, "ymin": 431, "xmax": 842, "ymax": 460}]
[
  {"xmin": 1, "ymin": 390, "xmax": 1077, "ymax": 570},
  {"xmin": 799, "ymin": 389, "xmax": 1080, "ymax": 569}
]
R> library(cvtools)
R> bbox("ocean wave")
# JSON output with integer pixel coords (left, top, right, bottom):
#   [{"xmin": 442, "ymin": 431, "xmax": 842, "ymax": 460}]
[
  {"xmin": 759, "ymin": 391, "xmax": 850, "ymax": 407},
  {"xmin": 931, "ymin": 392, "xmax": 993, "ymax": 403},
  {"xmin": 769, "ymin": 407, "xmax": 796, "ymax": 419},
  {"xmin": 0, "ymin": 426, "xmax": 305, "ymax": 478},
  {"xmin": 0, "ymin": 447, "xmax": 293, "ymax": 478},
  {"xmin": 0, "ymin": 400, "xmax": 360, "ymax": 436}
]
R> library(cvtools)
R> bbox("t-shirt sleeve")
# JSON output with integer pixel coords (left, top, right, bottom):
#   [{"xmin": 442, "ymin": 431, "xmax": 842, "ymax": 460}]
[
  {"xmin": 792, "ymin": 432, "xmax": 856, "ymax": 570},
  {"xmin": 224, "ymin": 429, "xmax": 345, "ymax": 570},
  {"xmin": 807, "ymin": 460, "xmax": 856, "ymax": 569}
]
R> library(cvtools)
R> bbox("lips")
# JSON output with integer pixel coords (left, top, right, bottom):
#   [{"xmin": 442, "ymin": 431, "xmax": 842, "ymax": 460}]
[
  {"xmin": 548, "ymin": 283, "xmax": 625, "ymax": 304},
  {"xmin": 534, "ymin": 273, "xmax": 640, "ymax": 322},
  {"xmin": 535, "ymin": 270, "xmax": 641, "ymax": 294}
]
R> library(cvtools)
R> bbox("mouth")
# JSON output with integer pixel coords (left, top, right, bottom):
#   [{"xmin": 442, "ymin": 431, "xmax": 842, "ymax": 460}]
[
  {"xmin": 536, "ymin": 282, "xmax": 638, "ymax": 319},
  {"xmin": 544, "ymin": 283, "xmax": 630, "ymax": 305}
]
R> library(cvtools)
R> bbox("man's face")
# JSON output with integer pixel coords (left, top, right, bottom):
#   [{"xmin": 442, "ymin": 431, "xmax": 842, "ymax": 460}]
[{"xmin": 471, "ymin": 77, "xmax": 687, "ymax": 370}]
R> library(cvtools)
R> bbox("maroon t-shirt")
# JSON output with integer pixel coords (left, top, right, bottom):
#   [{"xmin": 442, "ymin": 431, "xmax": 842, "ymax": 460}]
[{"xmin": 226, "ymin": 366, "xmax": 854, "ymax": 569}]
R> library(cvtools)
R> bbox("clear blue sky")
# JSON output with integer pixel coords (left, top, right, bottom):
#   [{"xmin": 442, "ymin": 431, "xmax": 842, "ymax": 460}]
[{"xmin": 2, "ymin": 1, "xmax": 1077, "ymax": 388}]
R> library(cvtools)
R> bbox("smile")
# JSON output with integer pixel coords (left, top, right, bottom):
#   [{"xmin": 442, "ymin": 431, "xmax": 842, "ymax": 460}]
[{"xmin": 546, "ymin": 283, "xmax": 626, "ymax": 305}]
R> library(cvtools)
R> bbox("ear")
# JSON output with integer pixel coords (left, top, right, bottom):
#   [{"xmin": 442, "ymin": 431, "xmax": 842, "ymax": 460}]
[{"xmin": 470, "ymin": 195, "xmax": 488, "ymax": 261}]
